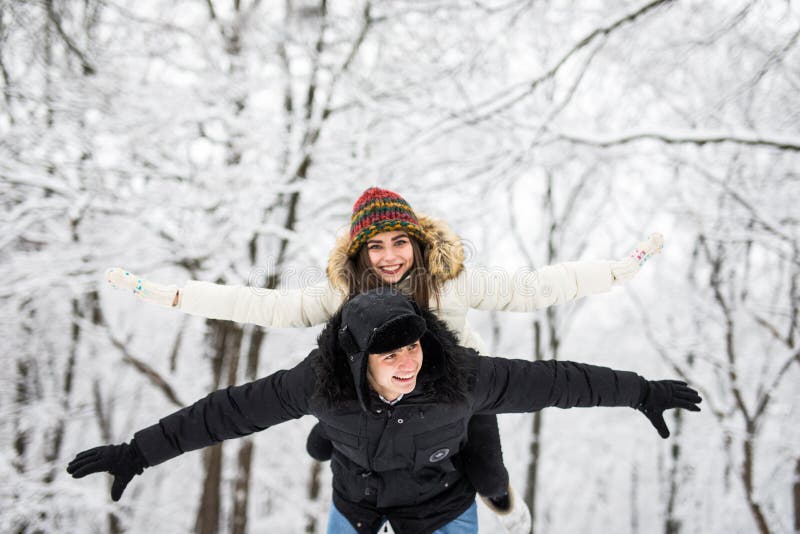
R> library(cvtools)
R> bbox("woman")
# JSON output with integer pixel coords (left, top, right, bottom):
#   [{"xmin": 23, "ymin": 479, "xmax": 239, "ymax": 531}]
[
  {"xmin": 68, "ymin": 289, "xmax": 700, "ymax": 534},
  {"xmin": 106, "ymin": 187, "xmax": 664, "ymax": 532}
]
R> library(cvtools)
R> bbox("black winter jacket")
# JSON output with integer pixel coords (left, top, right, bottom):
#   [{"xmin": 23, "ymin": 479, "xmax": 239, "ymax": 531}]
[{"xmin": 134, "ymin": 309, "xmax": 646, "ymax": 534}]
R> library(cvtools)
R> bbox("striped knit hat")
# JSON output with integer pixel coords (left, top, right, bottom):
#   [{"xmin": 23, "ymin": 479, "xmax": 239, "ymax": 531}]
[{"xmin": 347, "ymin": 187, "xmax": 430, "ymax": 256}]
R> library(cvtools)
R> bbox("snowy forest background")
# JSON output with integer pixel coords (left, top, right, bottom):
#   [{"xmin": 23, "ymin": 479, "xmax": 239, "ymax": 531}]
[{"xmin": 1, "ymin": 1, "xmax": 798, "ymax": 533}]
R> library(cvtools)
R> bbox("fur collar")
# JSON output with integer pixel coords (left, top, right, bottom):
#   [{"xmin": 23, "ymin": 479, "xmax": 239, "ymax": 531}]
[{"xmin": 326, "ymin": 215, "xmax": 465, "ymax": 294}]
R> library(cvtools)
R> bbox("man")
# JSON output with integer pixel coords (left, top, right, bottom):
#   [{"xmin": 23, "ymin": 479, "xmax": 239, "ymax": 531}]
[{"xmin": 68, "ymin": 288, "xmax": 701, "ymax": 533}]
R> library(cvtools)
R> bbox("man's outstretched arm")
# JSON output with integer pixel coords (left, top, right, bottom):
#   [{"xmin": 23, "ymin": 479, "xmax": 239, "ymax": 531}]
[
  {"xmin": 471, "ymin": 356, "xmax": 701, "ymax": 438},
  {"xmin": 67, "ymin": 355, "xmax": 316, "ymax": 500}
]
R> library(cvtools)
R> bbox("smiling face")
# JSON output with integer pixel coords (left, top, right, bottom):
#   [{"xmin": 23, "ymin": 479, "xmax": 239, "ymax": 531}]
[
  {"xmin": 366, "ymin": 231, "xmax": 415, "ymax": 284},
  {"xmin": 366, "ymin": 340, "xmax": 423, "ymax": 402}
]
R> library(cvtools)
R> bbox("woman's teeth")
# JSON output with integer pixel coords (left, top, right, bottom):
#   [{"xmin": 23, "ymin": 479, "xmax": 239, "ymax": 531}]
[
  {"xmin": 393, "ymin": 375, "xmax": 414, "ymax": 381},
  {"xmin": 380, "ymin": 265, "xmax": 401, "ymax": 273}
]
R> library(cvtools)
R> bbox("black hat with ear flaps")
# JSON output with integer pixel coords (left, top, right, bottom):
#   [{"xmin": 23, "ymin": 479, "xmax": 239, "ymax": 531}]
[
  {"xmin": 339, "ymin": 289, "xmax": 427, "ymax": 354},
  {"xmin": 338, "ymin": 288, "xmax": 438, "ymax": 411}
]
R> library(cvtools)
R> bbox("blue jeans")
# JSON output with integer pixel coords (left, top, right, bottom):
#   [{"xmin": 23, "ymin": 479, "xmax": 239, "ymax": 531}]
[{"xmin": 326, "ymin": 500, "xmax": 478, "ymax": 533}]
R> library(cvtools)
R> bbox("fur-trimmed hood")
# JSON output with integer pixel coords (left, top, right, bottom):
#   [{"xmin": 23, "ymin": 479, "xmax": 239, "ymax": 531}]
[
  {"xmin": 311, "ymin": 302, "xmax": 470, "ymax": 411},
  {"xmin": 326, "ymin": 215, "xmax": 465, "ymax": 295}
]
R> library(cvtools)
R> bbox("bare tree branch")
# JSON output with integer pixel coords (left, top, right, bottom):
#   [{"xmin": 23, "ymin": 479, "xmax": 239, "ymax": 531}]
[
  {"xmin": 92, "ymin": 378, "xmax": 112, "ymax": 443},
  {"xmin": 403, "ymin": 0, "xmax": 673, "ymax": 147},
  {"xmin": 556, "ymin": 130, "xmax": 800, "ymax": 153},
  {"xmin": 506, "ymin": 177, "xmax": 535, "ymax": 267},
  {"xmin": 629, "ymin": 290, "xmax": 726, "ymax": 420},
  {"xmin": 699, "ymin": 232, "xmax": 753, "ymax": 425},
  {"xmin": 205, "ymin": 0, "xmax": 218, "ymax": 20},
  {"xmin": 750, "ymin": 311, "xmax": 792, "ymax": 349},
  {"xmin": 0, "ymin": 31, "xmax": 14, "ymax": 123},
  {"xmin": 44, "ymin": 0, "xmax": 96, "ymax": 75},
  {"xmin": 747, "ymin": 26, "xmax": 800, "ymax": 94},
  {"xmin": 752, "ymin": 347, "xmax": 800, "ymax": 422},
  {"xmin": 302, "ymin": 0, "xmax": 328, "ymax": 125},
  {"xmin": 105, "ymin": 331, "xmax": 184, "ymax": 408}
]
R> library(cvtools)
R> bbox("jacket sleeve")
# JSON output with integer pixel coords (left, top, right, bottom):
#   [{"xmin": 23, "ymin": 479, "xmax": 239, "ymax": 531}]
[
  {"xmin": 469, "ymin": 355, "xmax": 645, "ymax": 415},
  {"xmin": 178, "ymin": 280, "xmax": 346, "ymax": 327},
  {"xmin": 445, "ymin": 261, "xmax": 614, "ymax": 312},
  {"xmin": 133, "ymin": 356, "xmax": 316, "ymax": 467}
]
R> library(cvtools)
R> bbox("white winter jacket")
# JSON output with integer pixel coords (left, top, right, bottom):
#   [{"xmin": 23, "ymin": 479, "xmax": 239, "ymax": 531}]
[{"xmin": 179, "ymin": 217, "xmax": 614, "ymax": 352}]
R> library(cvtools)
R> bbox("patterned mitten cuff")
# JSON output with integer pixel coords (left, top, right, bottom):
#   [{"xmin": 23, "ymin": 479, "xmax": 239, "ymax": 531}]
[
  {"xmin": 610, "ymin": 233, "xmax": 664, "ymax": 285},
  {"xmin": 106, "ymin": 268, "xmax": 179, "ymax": 307}
]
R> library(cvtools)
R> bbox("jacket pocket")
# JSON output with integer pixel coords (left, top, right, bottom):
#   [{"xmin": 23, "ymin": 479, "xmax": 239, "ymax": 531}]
[
  {"xmin": 330, "ymin": 456, "xmax": 368, "ymax": 503},
  {"xmin": 412, "ymin": 420, "xmax": 466, "ymax": 504},
  {"xmin": 413, "ymin": 419, "xmax": 464, "ymax": 470}
]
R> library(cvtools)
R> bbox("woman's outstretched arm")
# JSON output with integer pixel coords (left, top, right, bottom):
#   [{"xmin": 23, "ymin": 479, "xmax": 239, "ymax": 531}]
[{"xmin": 106, "ymin": 267, "xmax": 345, "ymax": 327}]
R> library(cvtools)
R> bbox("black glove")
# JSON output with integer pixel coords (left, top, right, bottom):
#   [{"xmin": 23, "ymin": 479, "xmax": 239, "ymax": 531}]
[
  {"xmin": 638, "ymin": 380, "xmax": 702, "ymax": 438},
  {"xmin": 66, "ymin": 440, "xmax": 148, "ymax": 501}
]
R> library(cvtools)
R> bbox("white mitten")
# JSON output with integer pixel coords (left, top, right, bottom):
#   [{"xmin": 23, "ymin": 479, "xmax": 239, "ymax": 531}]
[
  {"xmin": 610, "ymin": 233, "xmax": 664, "ymax": 285},
  {"xmin": 105, "ymin": 268, "xmax": 179, "ymax": 307}
]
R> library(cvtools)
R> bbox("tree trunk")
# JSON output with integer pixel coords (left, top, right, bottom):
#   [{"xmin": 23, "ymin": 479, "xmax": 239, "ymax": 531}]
[
  {"xmin": 42, "ymin": 297, "xmax": 80, "ymax": 483},
  {"xmin": 195, "ymin": 443, "xmax": 224, "ymax": 534},
  {"xmin": 108, "ymin": 513, "xmax": 122, "ymax": 534},
  {"xmin": 306, "ymin": 461, "xmax": 323, "ymax": 534},
  {"xmin": 14, "ymin": 347, "xmax": 31, "ymax": 473},
  {"xmin": 524, "ymin": 175, "xmax": 566, "ymax": 534},
  {"xmin": 664, "ymin": 409, "xmax": 682, "ymax": 534},
  {"xmin": 525, "ymin": 320, "xmax": 544, "ymax": 534},
  {"xmin": 741, "ymin": 427, "xmax": 771, "ymax": 534},
  {"xmin": 793, "ymin": 457, "xmax": 799, "ymax": 534},
  {"xmin": 231, "ymin": 326, "xmax": 265, "ymax": 534},
  {"xmin": 526, "ymin": 411, "xmax": 542, "ymax": 534},
  {"xmin": 231, "ymin": 441, "xmax": 254, "ymax": 534},
  {"xmin": 194, "ymin": 320, "xmax": 244, "ymax": 534},
  {"xmin": 12, "ymin": 306, "xmax": 35, "ymax": 534},
  {"xmin": 630, "ymin": 463, "xmax": 639, "ymax": 534}
]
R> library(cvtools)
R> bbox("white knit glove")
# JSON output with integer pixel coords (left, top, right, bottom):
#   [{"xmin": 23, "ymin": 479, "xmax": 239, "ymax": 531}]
[
  {"xmin": 610, "ymin": 233, "xmax": 664, "ymax": 285},
  {"xmin": 105, "ymin": 268, "xmax": 179, "ymax": 307}
]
